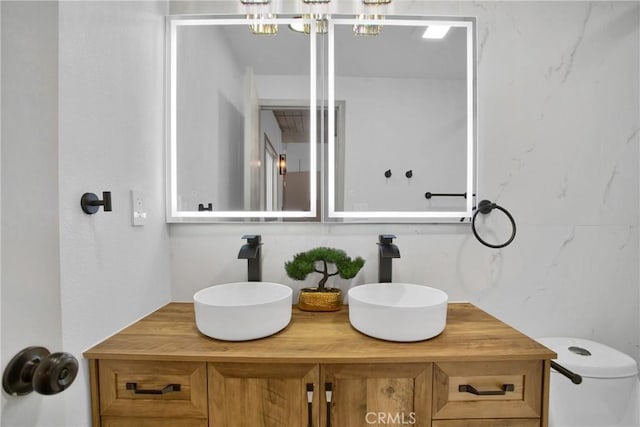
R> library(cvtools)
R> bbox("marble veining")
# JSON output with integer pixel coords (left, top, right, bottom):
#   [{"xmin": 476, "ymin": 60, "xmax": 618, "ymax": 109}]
[
  {"xmin": 547, "ymin": 3, "xmax": 593, "ymax": 83},
  {"xmin": 550, "ymin": 227, "xmax": 576, "ymax": 270},
  {"xmin": 557, "ymin": 172, "xmax": 568, "ymax": 200}
]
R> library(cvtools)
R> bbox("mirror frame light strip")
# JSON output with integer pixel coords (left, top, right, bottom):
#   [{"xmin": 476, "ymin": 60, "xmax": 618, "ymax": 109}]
[
  {"xmin": 166, "ymin": 17, "xmax": 318, "ymax": 221},
  {"xmin": 327, "ymin": 17, "xmax": 476, "ymax": 220}
]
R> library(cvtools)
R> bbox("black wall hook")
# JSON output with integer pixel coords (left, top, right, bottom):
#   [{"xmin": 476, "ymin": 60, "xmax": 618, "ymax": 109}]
[
  {"xmin": 81, "ymin": 191, "xmax": 112, "ymax": 214},
  {"xmin": 384, "ymin": 169, "xmax": 392, "ymax": 178},
  {"xmin": 405, "ymin": 170, "xmax": 413, "ymax": 178}
]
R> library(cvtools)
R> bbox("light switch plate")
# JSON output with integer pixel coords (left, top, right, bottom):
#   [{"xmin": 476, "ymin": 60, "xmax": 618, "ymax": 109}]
[{"xmin": 131, "ymin": 190, "xmax": 146, "ymax": 226}]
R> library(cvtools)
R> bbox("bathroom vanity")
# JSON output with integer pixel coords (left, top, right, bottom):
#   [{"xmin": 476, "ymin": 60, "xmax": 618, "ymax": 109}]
[{"xmin": 84, "ymin": 303, "xmax": 554, "ymax": 427}]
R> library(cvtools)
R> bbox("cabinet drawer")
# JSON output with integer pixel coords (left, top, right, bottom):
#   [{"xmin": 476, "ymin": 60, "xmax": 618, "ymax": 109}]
[
  {"xmin": 432, "ymin": 420, "xmax": 540, "ymax": 427},
  {"xmin": 102, "ymin": 417, "xmax": 208, "ymax": 427},
  {"xmin": 98, "ymin": 360, "xmax": 207, "ymax": 418},
  {"xmin": 433, "ymin": 361, "xmax": 542, "ymax": 420}
]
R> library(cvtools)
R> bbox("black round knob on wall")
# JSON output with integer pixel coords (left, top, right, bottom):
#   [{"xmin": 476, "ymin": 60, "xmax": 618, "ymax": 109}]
[
  {"xmin": 2, "ymin": 346, "xmax": 78, "ymax": 396},
  {"xmin": 384, "ymin": 169, "xmax": 392, "ymax": 178}
]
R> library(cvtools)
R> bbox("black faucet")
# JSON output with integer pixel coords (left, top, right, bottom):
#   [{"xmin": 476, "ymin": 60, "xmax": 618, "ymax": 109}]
[
  {"xmin": 238, "ymin": 235, "xmax": 262, "ymax": 282},
  {"xmin": 377, "ymin": 234, "xmax": 400, "ymax": 283}
]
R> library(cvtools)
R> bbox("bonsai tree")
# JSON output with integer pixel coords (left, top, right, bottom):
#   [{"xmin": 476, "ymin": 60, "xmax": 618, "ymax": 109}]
[{"xmin": 285, "ymin": 247, "xmax": 365, "ymax": 291}]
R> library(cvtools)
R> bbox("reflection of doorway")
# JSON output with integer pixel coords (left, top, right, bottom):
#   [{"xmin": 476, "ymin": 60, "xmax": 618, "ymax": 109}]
[
  {"xmin": 259, "ymin": 101, "xmax": 342, "ymax": 221},
  {"xmin": 272, "ymin": 109, "xmax": 309, "ymax": 212},
  {"xmin": 260, "ymin": 101, "xmax": 317, "ymax": 219},
  {"xmin": 263, "ymin": 135, "xmax": 278, "ymax": 211}
]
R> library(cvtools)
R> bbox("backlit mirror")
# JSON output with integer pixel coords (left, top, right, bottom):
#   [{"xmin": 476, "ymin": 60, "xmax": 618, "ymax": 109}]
[
  {"xmin": 327, "ymin": 17, "xmax": 476, "ymax": 221},
  {"xmin": 166, "ymin": 16, "xmax": 319, "ymax": 222},
  {"xmin": 166, "ymin": 15, "xmax": 476, "ymax": 223}
]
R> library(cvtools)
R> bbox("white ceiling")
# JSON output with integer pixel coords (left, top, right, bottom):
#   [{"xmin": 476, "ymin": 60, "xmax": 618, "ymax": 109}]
[{"xmin": 215, "ymin": 20, "xmax": 468, "ymax": 80}]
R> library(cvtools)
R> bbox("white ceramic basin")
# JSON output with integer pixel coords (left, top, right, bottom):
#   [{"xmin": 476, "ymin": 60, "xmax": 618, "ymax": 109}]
[
  {"xmin": 193, "ymin": 282, "xmax": 292, "ymax": 341},
  {"xmin": 348, "ymin": 283, "xmax": 448, "ymax": 342}
]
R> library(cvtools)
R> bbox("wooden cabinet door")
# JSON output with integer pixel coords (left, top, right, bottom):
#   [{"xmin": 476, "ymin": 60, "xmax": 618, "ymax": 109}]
[
  {"xmin": 208, "ymin": 363, "xmax": 319, "ymax": 427},
  {"xmin": 321, "ymin": 364, "xmax": 432, "ymax": 427}
]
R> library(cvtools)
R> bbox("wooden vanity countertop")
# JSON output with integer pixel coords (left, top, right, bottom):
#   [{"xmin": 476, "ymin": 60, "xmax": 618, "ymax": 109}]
[{"xmin": 83, "ymin": 302, "xmax": 555, "ymax": 363}]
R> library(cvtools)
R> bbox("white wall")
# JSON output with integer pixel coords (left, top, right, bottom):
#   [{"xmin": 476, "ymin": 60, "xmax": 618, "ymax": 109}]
[
  {"xmin": 177, "ymin": 25, "xmax": 245, "ymax": 211},
  {"xmin": 337, "ymin": 76, "xmax": 467, "ymax": 212},
  {"xmin": 1, "ymin": 2, "xmax": 66, "ymax": 425},
  {"xmin": 0, "ymin": 2, "xmax": 3, "ymax": 422},
  {"xmin": 58, "ymin": 2, "xmax": 172, "ymax": 425},
  {"xmin": 169, "ymin": 2, "xmax": 640, "ymax": 365},
  {"xmin": 2, "ymin": 1, "xmax": 171, "ymax": 426}
]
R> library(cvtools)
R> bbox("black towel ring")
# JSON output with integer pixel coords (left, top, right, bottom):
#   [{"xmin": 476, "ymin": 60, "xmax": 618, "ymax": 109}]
[{"xmin": 471, "ymin": 200, "xmax": 517, "ymax": 249}]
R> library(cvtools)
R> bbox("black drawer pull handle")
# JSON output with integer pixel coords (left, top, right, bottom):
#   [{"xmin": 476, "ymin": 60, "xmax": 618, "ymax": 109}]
[
  {"xmin": 458, "ymin": 383, "xmax": 514, "ymax": 396},
  {"xmin": 126, "ymin": 382, "xmax": 181, "ymax": 395}
]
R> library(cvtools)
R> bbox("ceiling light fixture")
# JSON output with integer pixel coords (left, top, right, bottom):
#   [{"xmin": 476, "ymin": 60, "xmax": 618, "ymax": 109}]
[
  {"xmin": 363, "ymin": 0, "xmax": 391, "ymax": 4},
  {"xmin": 353, "ymin": 14, "xmax": 384, "ymax": 36},
  {"xmin": 289, "ymin": 14, "xmax": 328, "ymax": 34},
  {"xmin": 247, "ymin": 13, "xmax": 278, "ymax": 35},
  {"xmin": 289, "ymin": 20, "xmax": 307, "ymax": 33},
  {"xmin": 422, "ymin": 25, "xmax": 451, "ymax": 39}
]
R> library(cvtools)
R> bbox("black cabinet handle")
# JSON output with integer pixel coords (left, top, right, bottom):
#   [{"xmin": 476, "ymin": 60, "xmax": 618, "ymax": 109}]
[
  {"xmin": 126, "ymin": 382, "xmax": 181, "ymax": 395},
  {"xmin": 458, "ymin": 383, "xmax": 514, "ymax": 396},
  {"xmin": 307, "ymin": 383, "xmax": 314, "ymax": 427},
  {"xmin": 325, "ymin": 383, "xmax": 333, "ymax": 427}
]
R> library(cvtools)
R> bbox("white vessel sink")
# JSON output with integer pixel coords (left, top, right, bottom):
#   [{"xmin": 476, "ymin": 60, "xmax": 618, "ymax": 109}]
[
  {"xmin": 193, "ymin": 282, "xmax": 292, "ymax": 341},
  {"xmin": 348, "ymin": 283, "xmax": 448, "ymax": 342}
]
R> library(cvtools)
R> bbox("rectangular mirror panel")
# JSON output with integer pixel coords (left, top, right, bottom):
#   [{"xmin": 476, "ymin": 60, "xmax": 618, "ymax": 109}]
[
  {"xmin": 167, "ymin": 17, "xmax": 318, "ymax": 222},
  {"xmin": 328, "ymin": 17, "xmax": 476, "ymax": 221}
]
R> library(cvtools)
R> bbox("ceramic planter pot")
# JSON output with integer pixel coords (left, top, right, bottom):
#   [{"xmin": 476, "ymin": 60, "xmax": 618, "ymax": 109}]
[{"xmin": 297, "ymin": 287, "xmax": 342, "ymax": 312}]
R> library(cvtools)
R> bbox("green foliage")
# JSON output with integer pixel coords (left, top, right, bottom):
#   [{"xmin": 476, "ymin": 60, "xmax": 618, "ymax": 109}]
[{"xmin": 284, "ymin": 247, "xmax": 365, "ymax": 291}]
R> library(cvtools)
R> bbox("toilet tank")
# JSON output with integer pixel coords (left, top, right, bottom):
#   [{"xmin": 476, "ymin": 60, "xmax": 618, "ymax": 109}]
[{"xmin": 538, "ymin": 337, "xmax": 639, "ymax": 427}]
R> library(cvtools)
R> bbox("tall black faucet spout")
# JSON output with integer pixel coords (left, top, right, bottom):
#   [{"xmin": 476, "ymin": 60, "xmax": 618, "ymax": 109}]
[
  {"xmin": 377, "ymin": 234, "xmax": 400, "ymax": 283},
  {"xmin": 238, "ymin": 235, "xmax": 262, "ymax": 282},
  {"xmin": 378, "ymin": 244, "xmax": 400, "ymax": 258},
  {"xmin": 238, "ymin": 245, "xmax": 259, "ymax": 259}
]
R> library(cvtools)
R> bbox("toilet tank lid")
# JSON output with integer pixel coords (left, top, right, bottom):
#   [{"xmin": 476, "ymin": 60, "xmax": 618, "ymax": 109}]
[{"xmin": 537, "ymin": 337, "xmax": 638, "ymax": 378}]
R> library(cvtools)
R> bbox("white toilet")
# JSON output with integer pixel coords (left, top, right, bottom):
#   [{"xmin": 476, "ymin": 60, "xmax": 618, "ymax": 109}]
[{"xmin": 538, "ymin": 337, "xmax": 640, "ymax": 427}]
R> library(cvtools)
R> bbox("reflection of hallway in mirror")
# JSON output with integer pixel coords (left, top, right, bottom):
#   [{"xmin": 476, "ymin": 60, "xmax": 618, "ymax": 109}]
[
  {"xmin": 272, "ymin": 107, "xmax": 326, "ymax": 221},
  {"xmin": 260, "ymin": 104, "xmax": 322, "ymax": 220},
  {"xmin": 284, "ymin": 171, "xmax": 320, "ymax": 222},
  {"xmin": 259, "ymin": 103, "xmax": 336, "ymax": 221}
]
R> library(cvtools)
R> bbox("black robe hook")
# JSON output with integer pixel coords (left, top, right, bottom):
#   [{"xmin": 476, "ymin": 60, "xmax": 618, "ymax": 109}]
[{"xmin": 81, "ymin": 191, "xmax": 112, "ymax": 214}]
